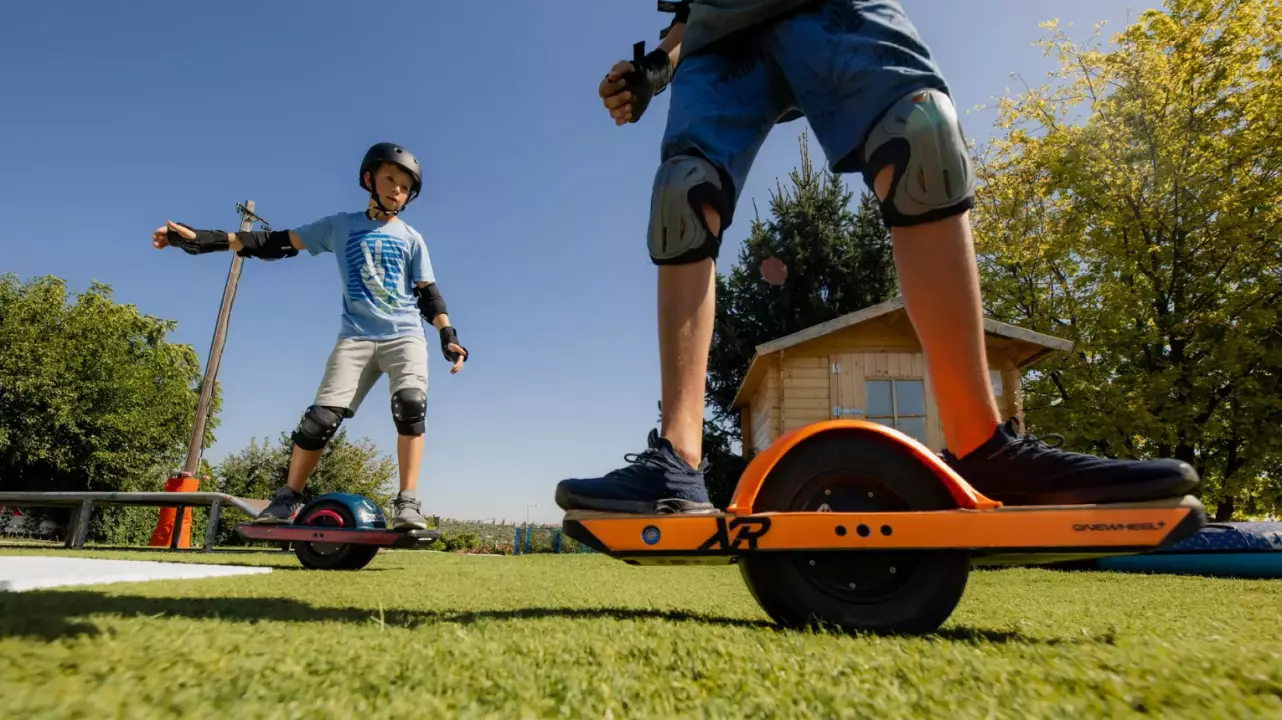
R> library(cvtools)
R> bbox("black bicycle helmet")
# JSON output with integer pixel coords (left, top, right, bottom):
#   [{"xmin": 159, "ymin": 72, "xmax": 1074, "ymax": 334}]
[{"xmin": 359, "ymin": 143, "xmax": 423, "ymax": 212}]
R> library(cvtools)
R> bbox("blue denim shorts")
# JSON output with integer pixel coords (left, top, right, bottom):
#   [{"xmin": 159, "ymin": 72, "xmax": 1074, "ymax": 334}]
[{"xmin": 660, "ymin": 0, "xmax": 952, "ymax": 228}]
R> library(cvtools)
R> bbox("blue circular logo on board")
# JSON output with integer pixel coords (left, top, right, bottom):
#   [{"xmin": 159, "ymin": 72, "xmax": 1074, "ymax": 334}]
[{"xmin": 642, "ymin": 526, "xmax": 661, "ymax": 545}]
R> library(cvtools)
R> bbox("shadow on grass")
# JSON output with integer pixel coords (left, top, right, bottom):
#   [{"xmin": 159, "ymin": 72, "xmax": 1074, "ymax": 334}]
[
  {"xmin": 84, "ymin": 545, "xmax": 280, "ymax": 556},
  {"xmin": 0, "ymin": 593, "xmax": 762, "ymax": 640},
  {"xmin": 0, "ymin": 591, "xmax": 1092, "ymax": 646}
]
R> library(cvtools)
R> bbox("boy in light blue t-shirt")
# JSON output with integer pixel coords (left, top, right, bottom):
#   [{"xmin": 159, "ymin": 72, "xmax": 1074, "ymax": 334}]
[{"xmin": 151, "ymin": 143, "xmax": 469, "ymax": 530}]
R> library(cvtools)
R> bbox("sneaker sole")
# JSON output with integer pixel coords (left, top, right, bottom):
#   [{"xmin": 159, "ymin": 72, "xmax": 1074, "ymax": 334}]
[
  {"xmin": 251, "ymin": 515, "xmax": 295, "ymax": 525},
  {"xmin": 391, "ymin": 518, "xmax": 429, "ymax": 531},
  {"xmin": 554, "ymin": 485, "xmax": 717, "ymax": 515}
]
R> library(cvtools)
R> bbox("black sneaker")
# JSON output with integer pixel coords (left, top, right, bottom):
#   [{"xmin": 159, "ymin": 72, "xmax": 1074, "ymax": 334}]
[
  {"xmin": 942, "ymin": 417, "xmax": 1200, "ymax": 506},
  {"xmin": 554, "ymin": 429, "xmax": 718, "ymax": 514},
  {"xmin": 253, "ymin": 485, "xmax": 304, "ymax": 524}
]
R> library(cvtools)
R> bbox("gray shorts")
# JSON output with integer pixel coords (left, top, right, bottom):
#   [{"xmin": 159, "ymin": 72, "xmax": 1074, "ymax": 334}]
[{"xmin": 314, "ymin": 335, "xmax": 428, "ymax": 414}]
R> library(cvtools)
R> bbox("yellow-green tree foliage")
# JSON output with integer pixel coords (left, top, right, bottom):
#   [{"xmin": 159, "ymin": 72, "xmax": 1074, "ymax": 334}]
[{"xmin": 972, "ymin": 0, "xmax": 1282, "ymax": 520}]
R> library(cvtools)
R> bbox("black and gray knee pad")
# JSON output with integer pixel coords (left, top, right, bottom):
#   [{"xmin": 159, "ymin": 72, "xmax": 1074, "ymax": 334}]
[
  {"xmin": 860, "ymin": 88, "xmax": 976, "ymax": 227},
  {"xmin": 647, "ymin": 154, "xmax": 732, "ymax": 265},
  {"xmin": 292, "ymin": 405, "xmax": 347, "ymax": 451},
  {"xmin": 391, "ymin": 388, "xmax": 426, "ymax": 436}
]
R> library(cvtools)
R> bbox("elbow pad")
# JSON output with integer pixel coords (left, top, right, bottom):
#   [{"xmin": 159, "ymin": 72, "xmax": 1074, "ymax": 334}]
[
  {"xmin": 235, "ymin": 230, "xmax": 298, "ymax": 260},
  {"xmin": 413, "ymin": 283, "xmax": 447, "ymax": 323}
]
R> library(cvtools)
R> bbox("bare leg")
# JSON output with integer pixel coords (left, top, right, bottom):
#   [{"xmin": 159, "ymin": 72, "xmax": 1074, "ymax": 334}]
[
  {"xmin": 553, "ymin": 204, "xmax": 723, "ymax": 514},
  {"xmin": 657, "ymin": 206, "xmax": 722, "ymax": 468},
  {"xmin": 391, "ymin": 434, "xmax": 429, "ymax": 529},
  {"xmin": 875, "ymin": 169, "xmax": 1001, "ymax": 458},
  {"xmin": 397, "ymin": 434, "xmax": 423, "ymax": 493},
  {"xmin": 284, "ymin": 446, "xmax": 324, "ymax": 493},
  {"xmin": 872, "ymin": 168, "xmax": 1199, "ymax": 506}
]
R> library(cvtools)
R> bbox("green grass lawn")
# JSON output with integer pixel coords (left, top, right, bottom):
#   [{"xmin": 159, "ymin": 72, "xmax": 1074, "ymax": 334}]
[{"xmin": 1, "ymin": 546, "xmax": 1279, "ymax": 719}]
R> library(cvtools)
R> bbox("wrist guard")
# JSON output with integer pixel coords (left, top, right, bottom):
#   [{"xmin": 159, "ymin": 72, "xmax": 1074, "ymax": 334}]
[
  {"xmin": 168, "ymin": 224, "xmax": 229, "ymax": 255},
  {"xmin": 624, "ymin": 41, "xmax": 675, "ymax": 123},
  {"xmin": 438, "ymin": 326, "xmax": 468, "ymax": 364},
  {"xmin": 235, "ymin": 230, "xmax": 298, "ymax": 260}
]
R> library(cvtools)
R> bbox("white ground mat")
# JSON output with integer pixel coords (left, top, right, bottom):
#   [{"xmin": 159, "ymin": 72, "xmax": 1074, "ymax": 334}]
[{"xmin": 0, "ymin": 556, "xmax": 272, "ymax": 592}]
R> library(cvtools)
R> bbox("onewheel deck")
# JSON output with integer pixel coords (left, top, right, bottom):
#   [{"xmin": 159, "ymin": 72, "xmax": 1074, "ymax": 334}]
[
  {"xmin": 563, "ymin": 495, "xmax": 1207, "ymax": 566},
  {"xmin": 235, "ymin": 523, "xmax": 439, "ymax": 549}
]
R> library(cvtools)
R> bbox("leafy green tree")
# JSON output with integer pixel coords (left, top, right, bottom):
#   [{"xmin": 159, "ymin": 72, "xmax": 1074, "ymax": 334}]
[
  {"xmin": 970, "ymin": 0, "xmax": 1282, "ymax": 519},
  {"xmin": 0, "ymin": 274, "xmax": 217, "ymax": 543}
]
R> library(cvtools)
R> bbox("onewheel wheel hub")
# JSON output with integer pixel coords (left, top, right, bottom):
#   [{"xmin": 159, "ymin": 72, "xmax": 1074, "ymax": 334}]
[
  {"xmin": 793, "ymin": 473, "xmax": 922, "ymax": 603},
  {"xmin": 301, "ymin": 508, "xmax": 346, "ymax": 556}
]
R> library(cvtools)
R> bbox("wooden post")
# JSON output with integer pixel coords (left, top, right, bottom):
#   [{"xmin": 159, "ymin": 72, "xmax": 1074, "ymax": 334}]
[
  {"xmin": 182, "ymin": 201, "xmax": 256, "ymax": 474},
  {"xmin": 150, "ymin": 202, "xmax": 257, "ymax": 549}
]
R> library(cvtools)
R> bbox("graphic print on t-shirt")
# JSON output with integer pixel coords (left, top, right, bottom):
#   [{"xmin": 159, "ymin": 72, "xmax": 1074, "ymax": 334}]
[
  {"xmin": 346, "ymin": 228, "xmax": 409, "ymax": 314},
  {"xmin": 294, "ymin": 211, "xmax": 435, "ymax": 340}
]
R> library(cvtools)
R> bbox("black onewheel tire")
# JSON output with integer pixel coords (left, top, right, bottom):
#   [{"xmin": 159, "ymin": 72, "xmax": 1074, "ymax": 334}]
[
  {"xmin": 293, "ymin": 501, "xmax": 380, "ymax": 571},
  {"xmin": 739, "ymin": 430, "xmax": 971, "ymax": 635}
]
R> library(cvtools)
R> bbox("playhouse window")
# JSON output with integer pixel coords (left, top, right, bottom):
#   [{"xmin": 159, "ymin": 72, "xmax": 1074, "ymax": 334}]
[{"xmin": 866, "ymin": 379, "xmax": 927, "ymax": 444}]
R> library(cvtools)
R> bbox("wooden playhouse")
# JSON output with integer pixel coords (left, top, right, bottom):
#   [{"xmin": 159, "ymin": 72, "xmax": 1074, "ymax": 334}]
[{"xmin": 730, "ymin": 296, "xmax": 1073, "ymax": 455}]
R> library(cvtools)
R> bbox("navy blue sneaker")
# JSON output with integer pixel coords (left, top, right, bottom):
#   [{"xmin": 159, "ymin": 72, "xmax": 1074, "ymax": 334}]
[
  {"xmin": 943, "ymin": 417, "xmax": 1200, "ymax": 506},
  {"xmin": 555, "ymin": 429, "xmax": 718, "ymax": 514},
  {"xmin": 253, "ymin": 485, "xmax": 304, "ymax": 524}
]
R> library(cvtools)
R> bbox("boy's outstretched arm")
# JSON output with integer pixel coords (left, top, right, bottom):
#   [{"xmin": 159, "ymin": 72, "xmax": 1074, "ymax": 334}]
[
  {"xmin": 414, "ymin": 281, "xmax": 469, "ymax": 374},
  {"xmin": 151, "ymin": 220, "xmax": 305, "ymax": 260}
]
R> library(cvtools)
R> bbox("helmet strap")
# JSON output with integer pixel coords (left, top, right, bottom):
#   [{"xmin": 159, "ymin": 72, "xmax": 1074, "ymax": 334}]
[
  {"xmin": 365, "ymin": 198, "xmax": 402, "ymax": 223},
  {"xmin": 370, "ymin": 192, "xmax": 400, "ymax": 218}
]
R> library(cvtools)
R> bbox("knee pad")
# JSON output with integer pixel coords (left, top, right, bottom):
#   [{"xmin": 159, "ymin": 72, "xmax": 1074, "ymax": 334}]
[
  {"xmin": 860, "ymin": 88, "xmax": 976, "ymax": 227},
  {"xmin": 391, "ymin": 388, "xmax": 426, "ymax": 435},
  {"xmin": 647, "ymin": 154, "xmax": 731, "ymax": 265},
  {"xmin": 292, "ymin": 405, "xmax": 347, "ymax": 451}
]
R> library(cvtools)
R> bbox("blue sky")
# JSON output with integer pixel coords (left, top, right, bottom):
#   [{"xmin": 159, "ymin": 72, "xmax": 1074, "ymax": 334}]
[{"xmin": 0, "ymin": 1, "xmax": 1157, "ymax": 524}]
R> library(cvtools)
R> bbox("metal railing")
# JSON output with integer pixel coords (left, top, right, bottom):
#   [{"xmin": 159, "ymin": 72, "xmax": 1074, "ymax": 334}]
[{"xmin": 0, "ymin": 492, "xmax": 268, "ymax": 552}]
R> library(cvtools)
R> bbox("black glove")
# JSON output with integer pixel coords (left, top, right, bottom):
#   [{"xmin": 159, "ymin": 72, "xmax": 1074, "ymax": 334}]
[
  {"xmin": 438, "ymin": 326, "xmax": 469, "ymax": 364},
  {"xmin": 168, "ymin": 223, "xmax": 230, "ymax": 255},
  {"xmin": 622, "ymin": 41, "xmax": 675, "ymax": 123}
]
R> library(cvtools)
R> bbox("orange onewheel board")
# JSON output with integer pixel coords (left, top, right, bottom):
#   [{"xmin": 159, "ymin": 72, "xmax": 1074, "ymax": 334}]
[
  {"xmin": 560, "ymin": 419, "xmax": 1210, "ymax": 635},
  {"xmin": 561, "ymin": 498, "xmax": 1208, "ymax": 635},
  {"xmin": 564, "ymin": 495, "xmax": 1204, "ymax": 556}
]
